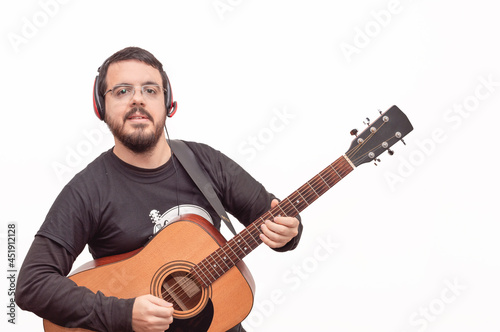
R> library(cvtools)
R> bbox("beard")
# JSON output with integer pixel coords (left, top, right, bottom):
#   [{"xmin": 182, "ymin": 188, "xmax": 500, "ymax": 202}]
[{"xmin": 106, "ymin": 107, "xmax": 165, "ymax": 154}]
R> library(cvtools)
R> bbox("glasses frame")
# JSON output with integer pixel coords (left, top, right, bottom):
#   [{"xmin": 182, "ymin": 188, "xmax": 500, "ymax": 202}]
[{"xmin": 103, "ymin": 84, "xmax": 167, "ymax": 102}]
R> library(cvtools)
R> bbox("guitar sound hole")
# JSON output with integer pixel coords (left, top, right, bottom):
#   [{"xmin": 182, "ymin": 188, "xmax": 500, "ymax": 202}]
[{"xmin": 162, "ymin": 271, "xmax": 203, "ymax": 312}]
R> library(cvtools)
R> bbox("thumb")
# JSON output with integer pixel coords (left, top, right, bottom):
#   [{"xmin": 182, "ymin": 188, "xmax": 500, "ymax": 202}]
[{"xmin": 270, "ymin": 198, "xmax": 279, "ymax": 208}]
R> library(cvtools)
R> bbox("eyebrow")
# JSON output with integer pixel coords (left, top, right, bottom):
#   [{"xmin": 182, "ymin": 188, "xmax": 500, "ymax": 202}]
[{"xmin": 113, "ymin": 81, "xmax": 161, "ymax": 87}]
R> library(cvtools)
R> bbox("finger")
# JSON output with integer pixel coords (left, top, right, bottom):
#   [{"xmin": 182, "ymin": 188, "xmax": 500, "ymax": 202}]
[
  {"xmin": 261, "ymin": 220, "xmax": 286, "ymax": 238},
  {"xmin": 259, "ymin": 232, "xmax": 281, "ymax": 249},
  {"xmin": 146, "ymin": 294, "xmax": 174, "ymax": 308},
  {"xmin": 260, "ymin": 222, "xmax": 288, "ymax": 243},
  {"xmin": 272, "ymin": 216, "xmax": 299, "ymax": 228},
  {"xmin": 154, "ymin": 306, "xmax": 175, "ymax": 320},
  {"xmin": 144, "ymin": 296, "xmax": 175, "ymax": 320},
  {"xmin": 264, "ymin": 219, "xmax": 298, "ymax": 237}
]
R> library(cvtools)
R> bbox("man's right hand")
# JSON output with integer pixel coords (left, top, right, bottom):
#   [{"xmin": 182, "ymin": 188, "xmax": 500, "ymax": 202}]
[{"xmin": 132, "ymin": 294, "xmax": 174, "ymax": 331}]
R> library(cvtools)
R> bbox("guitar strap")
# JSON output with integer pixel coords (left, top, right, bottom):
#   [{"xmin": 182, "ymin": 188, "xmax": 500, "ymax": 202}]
[{"xmin": 169, "ymin": 139, "xmax": 237, "ymax": 236}]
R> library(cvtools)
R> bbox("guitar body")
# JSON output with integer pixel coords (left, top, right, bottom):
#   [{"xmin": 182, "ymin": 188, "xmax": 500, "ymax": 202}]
[{"xmin": 43, "ymin": 214, "xmax": 255, "ymax": 332}]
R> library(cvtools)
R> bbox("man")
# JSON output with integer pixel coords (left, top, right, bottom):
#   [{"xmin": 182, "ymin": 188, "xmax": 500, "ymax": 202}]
[{"xmin": 16, "ymin": 46, "xmax": 302, "ymax": 331}]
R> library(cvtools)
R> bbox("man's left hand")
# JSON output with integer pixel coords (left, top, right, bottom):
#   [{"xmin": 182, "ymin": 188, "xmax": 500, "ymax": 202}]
[{"xmin": 259, "ymin": 199, "xmax": 300, "ymax": 249}]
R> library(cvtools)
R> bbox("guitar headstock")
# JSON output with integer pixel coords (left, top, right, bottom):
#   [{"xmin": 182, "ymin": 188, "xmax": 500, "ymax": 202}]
[{"xmin": 346, "ymin": 105, "xmax": 413, "ymax": 167}]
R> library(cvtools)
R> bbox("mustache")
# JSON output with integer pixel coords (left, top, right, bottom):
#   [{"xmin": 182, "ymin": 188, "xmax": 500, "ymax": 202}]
[{"xmin": 124, "ymin": 107, "xmax": 154, "ymax": 122}]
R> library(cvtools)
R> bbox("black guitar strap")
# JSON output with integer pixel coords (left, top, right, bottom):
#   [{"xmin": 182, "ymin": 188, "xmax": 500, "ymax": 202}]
[{"xmin": 169, "ymin": 139, "xmax": 237, "ymax": 236}]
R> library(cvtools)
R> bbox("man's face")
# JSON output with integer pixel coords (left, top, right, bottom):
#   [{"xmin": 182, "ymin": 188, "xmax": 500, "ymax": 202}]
[{"xmin": 104, "ymin": 60, "xmax": 167, "ymax": 154}]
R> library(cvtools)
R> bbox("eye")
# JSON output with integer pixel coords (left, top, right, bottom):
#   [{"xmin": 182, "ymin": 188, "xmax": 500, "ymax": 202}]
[
  {"xmin": 143, "ymin": 85, "xmax": 160, "ymax": 95},
  {"xmin": 112, "ymin": 86, "xmax": 133, "ymax": 98}
]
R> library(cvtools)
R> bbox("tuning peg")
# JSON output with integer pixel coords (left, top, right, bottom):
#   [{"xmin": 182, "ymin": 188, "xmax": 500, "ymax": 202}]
[
  {"xmin": 363, "ymin": 117, "xmax": 370, "ymax": 126},
  {"xmin": 350, "ymin": 129, "xmax": 358, "ymax": 137},
  {"xmin": 388, "ymin": 149, "xmax": 394, "ymax": 156},
  {"xmin": 374, "ymin": 158, "xmax": 381, "ymax": 166},
  {"xmin": 378, "ymin": 109, "xmax": 382, "ymax": 114},
  {"xmin": 401, "ymin": 139, "xmax": 406, "ymax": 145}
]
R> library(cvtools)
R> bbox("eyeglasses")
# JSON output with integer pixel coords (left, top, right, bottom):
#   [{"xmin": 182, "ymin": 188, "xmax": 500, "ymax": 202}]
[{"xmin": 104, "ymin": 84, "xmax": 166, "ymax": 102}]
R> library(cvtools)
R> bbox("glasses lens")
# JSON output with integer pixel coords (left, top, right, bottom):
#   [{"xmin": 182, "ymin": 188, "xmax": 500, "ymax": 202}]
[
  {"xmin": 112, "ymin": 85, "xmax": 134, "ymax": 99},
  {"xmin": 142, "ymin": 85, "xmax": 162, "ymax": 98}
]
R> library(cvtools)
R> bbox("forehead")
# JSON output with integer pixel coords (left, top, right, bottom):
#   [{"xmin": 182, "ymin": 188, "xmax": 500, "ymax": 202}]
[{"xmin": 106, "ymin": 60, "xmax": 162, "ymax": 87}]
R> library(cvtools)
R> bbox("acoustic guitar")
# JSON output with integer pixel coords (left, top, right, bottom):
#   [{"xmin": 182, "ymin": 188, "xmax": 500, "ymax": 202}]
[{"xmin": 43, "ymin": 105, "xmax": 413, "ymax": 331}]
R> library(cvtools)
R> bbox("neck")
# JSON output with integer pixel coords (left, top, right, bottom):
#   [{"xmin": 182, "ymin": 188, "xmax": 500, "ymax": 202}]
[{"xmin": 112, "ymin": 134, "xmax": 171, "ymax": 169}]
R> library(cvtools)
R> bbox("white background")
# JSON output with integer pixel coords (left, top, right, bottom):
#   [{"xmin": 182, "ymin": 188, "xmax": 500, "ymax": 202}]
[{"xmin": 1, "ymin": 0, "xmax": 500, "ymax": 331}]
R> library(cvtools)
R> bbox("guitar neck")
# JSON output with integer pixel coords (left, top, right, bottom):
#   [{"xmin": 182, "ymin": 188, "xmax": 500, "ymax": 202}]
[{"xmin": 190, "ymin": 155, "xmax": 355, "ymax": 287}]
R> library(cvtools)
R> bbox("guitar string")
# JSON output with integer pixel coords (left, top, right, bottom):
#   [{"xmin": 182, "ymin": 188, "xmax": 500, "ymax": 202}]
[{"xmin": 158, "ymin": 158, "xmax": 355, "ymax": 306}]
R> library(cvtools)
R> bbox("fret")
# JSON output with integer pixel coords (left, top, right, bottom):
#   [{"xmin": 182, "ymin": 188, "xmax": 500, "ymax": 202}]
[
  {"xmin": 193, "ymin": 264, "xmax": 212, "ymax": 286},
  {"xmin": 281, "ymin": 202, "xmax": 297, "ymax": 217},
  {"xmin": 295, "ymin": 189, "xmax": 310, "ymax": 207},
  {"xmin": 286, "ymin": 193, "xmax": 307, "ymax": 213},
  {"xmin": 199, "ymin": 259, "xmax": 216, "ymax": 282},
  {"xmin": 310, "ymin": 174, "xmax": 331, "ymax": 197},
  {"xmin": 317, "ymin": 173, "xmax": 331, "ymax": 188},
  {"xmin": 239, "ymin": 234, "xmax": 252, "ymax": 252},
  {"xmin": 191, "ymin": 266, "xmax": 209, "ymax": 287},
  {"xmin": 285, "ymin": 197, "xmax": 301, "ymax": 214},
  {"xmin": 256, "ymin": 216, "xmax": 267, "ymax": 229},
  {"xmin": 206, "ymin": 254, "xmax": 223, "ymax": 277},
  {"xmin": 306, "ymin": 181, "xmax": 320, "ymax": 198},
  {"xmin": 249, "ymin": 222, "xmax": 263, "ymax": 241},
  {"xmin": 219, "ymin": 247, "xmax": 235, "ymax": 266},
  {"xmin": 318, "ymin": 170, "xmax": 336, "ymax": 188},
  {"xmin": 232, "ymin": 237, "xmax": 247, "ymax": 258},
  {"xmin": 244, "ymin": 228, "xmax": 260, "ymax": 247},
  {"xmin": 224, "ymin": 242, "xmax": 239, "ymax": 265},
  {"xmin": 329, "ymin": 164, "xmax": 343, "ymax": 181},
  {"xmin": 213, "ymin": 248, "xmax": 231, "ymax": 270},
  {"xmin": 276, "ymin": 205, "xmax": 287, "ymax": 217}
]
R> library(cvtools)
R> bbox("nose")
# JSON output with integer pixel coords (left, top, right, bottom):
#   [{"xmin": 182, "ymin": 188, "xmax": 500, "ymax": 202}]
[{"xmin": 129, "ymin": 87, "xmax": 146, "ymax": 106}]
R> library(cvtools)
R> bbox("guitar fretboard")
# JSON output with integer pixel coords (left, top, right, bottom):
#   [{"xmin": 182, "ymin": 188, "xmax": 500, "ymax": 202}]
[{"xmin": 190, "ymin": 155, "xmax": 355, "ymax": 287}]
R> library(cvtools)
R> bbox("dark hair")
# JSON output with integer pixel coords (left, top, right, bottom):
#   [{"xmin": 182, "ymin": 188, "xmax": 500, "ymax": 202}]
[{"xmin": 97, "ymin": 47, "xmax": 169, "ymax": 97}]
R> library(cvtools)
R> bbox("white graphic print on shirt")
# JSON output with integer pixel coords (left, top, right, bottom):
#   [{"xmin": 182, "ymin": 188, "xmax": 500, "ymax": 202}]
[{"xmin": 149, "ymin": 204, "xmax": 214, "ymax": 234}]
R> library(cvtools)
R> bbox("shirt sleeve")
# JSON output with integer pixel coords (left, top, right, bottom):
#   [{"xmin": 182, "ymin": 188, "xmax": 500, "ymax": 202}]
[{"xmin": 16, "ymin": 235, "xmax": 135, "ymax": 331}]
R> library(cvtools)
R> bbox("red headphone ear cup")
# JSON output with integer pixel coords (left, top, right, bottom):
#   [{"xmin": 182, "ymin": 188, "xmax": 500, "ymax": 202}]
[
  {"xmin": 163, "ymin": 73, "xmax": 176, "ymax": 118},
  {"xmin": 93, "ymin": 75, "xmax": 105, "ymax": 121},
  {"xmin": 167, "ymin": 101, "xmax": 177, "ymax": 118}
]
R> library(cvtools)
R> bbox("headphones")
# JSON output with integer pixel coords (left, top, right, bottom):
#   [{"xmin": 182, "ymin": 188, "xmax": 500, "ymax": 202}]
[{"xmin": 92, "ymin": 66, "xmax": 177, "ymax": 121}]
